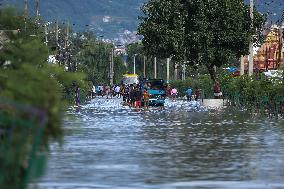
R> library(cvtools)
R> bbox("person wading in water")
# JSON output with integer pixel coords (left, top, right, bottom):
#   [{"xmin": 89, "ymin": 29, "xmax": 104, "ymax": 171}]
[
  {"xmin": 75, "ymin": 86, "xmax": 80, "ymax": 106},
  {"xmin": 143, "ymin": 89, "xmax": 150, "ymax": 109}
]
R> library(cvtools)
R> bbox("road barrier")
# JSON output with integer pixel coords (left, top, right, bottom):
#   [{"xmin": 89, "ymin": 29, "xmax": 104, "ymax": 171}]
[{"xmin": 0, "ymin": 99, "xmax": 48, "ymax": 189}]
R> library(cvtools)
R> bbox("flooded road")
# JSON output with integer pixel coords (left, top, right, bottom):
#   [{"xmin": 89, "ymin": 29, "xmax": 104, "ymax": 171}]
[{"xmin": 36, "ymin": 98, "xmax": 284, "ymax": 189}]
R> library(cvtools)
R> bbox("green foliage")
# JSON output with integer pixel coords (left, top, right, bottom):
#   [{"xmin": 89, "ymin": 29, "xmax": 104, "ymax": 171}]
[
  {"xmin": 113, "ymin": 56, "xmax": 127, "ymax": 84},
  {"xmin": 0, "ymin": 6, "xmax": 44, "ymax": 40},
  {"xmin": 220, "ymin": 72, "xmax": 284, "ymax": 109},
  {"xmin": 170, "ymin": 79, "xmax": 192, "ymax": 97},
  {"xmin": 170, "ymin": 71, "xmax": 284, "ymax": 108},
  {"xmin": 0, "ymin": 64, "xmax": 65, "ymax": 189},
  {"xmin": 0, "ymin": 6, "xmax": 24, "ymax": 35},
  {"xmin": 77, "ymin": 38, "xmax": 127, "ymax": 85},
  {"xmin": 0, "ymin": 110, "xmax": 47, "ymax": 189},
  {"xmin": 138, "ymin": 0, "xmax": 184, "ymax": 60},
  {"xmin": 170, "ymin": 74, "xmax": 213, "ymax": 97},
  {"xmin": 0, "ymin": 38, "xmax": 48, "ymax": 68},
  {"xmin": 77, "ymin": 39, "xmax": 112, "ymax": 84},
  {"xmin": 0, "ymin": 6, "xmax": 88, "ymax": 189},
  {"xmin": 138, "ymin": 0, "xmax": 266, "ymax": 82}
]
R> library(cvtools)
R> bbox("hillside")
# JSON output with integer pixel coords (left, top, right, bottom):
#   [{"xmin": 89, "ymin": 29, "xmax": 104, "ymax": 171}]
[
  {"xmin": 2, "ymin": 0, "xmax": 283, "ymax": 39},
  {"xmin": 4, "ymin": 0, "xmax": 147, "ymax": 39}
]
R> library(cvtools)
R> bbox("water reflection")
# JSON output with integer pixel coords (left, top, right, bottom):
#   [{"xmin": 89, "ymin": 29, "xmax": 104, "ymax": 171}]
[{"xmin": 35, "ymin": 98, "xmax": 284, "ymax": 189}]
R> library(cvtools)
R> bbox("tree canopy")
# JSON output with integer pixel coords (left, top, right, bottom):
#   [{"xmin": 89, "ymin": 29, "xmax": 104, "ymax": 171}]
[{"xmin": 138, "ymin": 0, "xmax": 266, "ymax": 82}]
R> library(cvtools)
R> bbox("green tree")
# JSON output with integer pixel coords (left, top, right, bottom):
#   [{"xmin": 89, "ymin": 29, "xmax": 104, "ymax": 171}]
[
  {"xmin": 138, "ymin": 0, "xmax": 266, "ymax": 83},
  {"xmin": 77, "ymin": 38, "xmax": 113, "ymax": 84},
  {"xmin": 0, "ymin": 7, "xmax": 87, "ymax": 189},
  {"xmin": 77, "ymin": 37, "xmax": 127, "ymax": 85},
  {"xmin": 138, "ymin": 0, "xmax": 184, "ymax": 60},
  {"xmin": 113, "ymin": 55, "xmax": 127, "ymax": 84}
]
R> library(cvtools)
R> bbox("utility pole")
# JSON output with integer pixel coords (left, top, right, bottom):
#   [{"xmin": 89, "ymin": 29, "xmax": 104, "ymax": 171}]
[
  {"xmin": 154, "ymin": 57, "xmax": 157, "ymax": 79},
  {"xmin": 143, "ymin": 56, "xmax": 146, "ymax": 78},
  {"xmin": 24, "ymin": 0, "xmax": 28, "ymax": 31},
  {"xmin": 65, "ymin": 22, "xmax": 71, "ymax": 70},
  {"xmin": 111, "ymin": 49, "xmax": 114, "ymax": 85},
  {"xmin": 44, "ymin": 23, "xmax": 48, "ymax": 46},
  {"xmin": 166, "ymin": 58, "xmax": 170, "ymax": 83},
  {"xmin": 24, "ymin": 0, "xmax": 28, "ymax": 17},
  {"xmin": 36, "ymin": 0, "xmax": 39, "ymax": 19},
  {"xmin": 240, "ymin": 56, "xmax": 245, "ymax": 75},
  {"xmin": 133, "ymin": 54, "xmax": 136, "ymax": 74},
  {"xmin": 248, "ymin": 0, "xmax": 254, "ymax": 76},
  {"xmin": 109, "ymin": 49, "xmax": 114, "ymax": 85},
  {"xmin": 65, "ymin": 22, "xmax": 70, "ymax": 48},
  {"xmin": 182, "ymin": 64, "xmax": 186, "ymax": 80},
  {"xmin": 174, "ymin": 63, "xmax": 178, "ymax": 80},
  {"xmin": 56, "ymin": 20, "xmax": 59, "ymax": 46}
]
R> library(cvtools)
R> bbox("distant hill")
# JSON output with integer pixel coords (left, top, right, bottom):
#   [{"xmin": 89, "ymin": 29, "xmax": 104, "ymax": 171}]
[
  {"xmin": 2, "ymin": 0, "xmax": 283, "ymax": 39},
  {"xmin": 3, "ymin": 0, "xmax": 147, "ymax": 39}
]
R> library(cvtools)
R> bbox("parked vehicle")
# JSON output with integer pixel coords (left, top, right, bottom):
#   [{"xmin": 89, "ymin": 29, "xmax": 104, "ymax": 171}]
[
  {"xmin": 96, "ymin": 85, "xmax": 104, "ymax": 96},
  {"xmin": 142, "ymin": 79, "xmax": 166, "ymax": 106}
]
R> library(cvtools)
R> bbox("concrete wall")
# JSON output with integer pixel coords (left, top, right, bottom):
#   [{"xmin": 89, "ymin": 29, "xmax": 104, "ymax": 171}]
[{"xmin": 202, "ymin": 99, "xmax": 224, "ymax": 109}]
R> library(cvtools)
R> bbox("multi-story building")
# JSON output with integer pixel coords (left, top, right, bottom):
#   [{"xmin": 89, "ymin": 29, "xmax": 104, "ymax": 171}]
[{"xmin": 243, "ymin": 25, "xmax": 283, "ymax": 71}]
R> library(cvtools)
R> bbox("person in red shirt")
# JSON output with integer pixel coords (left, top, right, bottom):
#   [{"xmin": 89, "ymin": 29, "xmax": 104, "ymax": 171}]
[
  {"xmin": 213, "ymin": 82, "xmax": 222, "ymax": 99},
  {"xmin": 194, "ymin": 88, "xmax": 201, "ymax": 101}
]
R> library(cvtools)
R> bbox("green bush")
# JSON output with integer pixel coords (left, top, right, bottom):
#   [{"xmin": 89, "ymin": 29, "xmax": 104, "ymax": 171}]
[
  {"xmin": 0, "ymin": 7, "xmax": 88, "ymax": 189},
  {"xmin": 220, "ymin": 70, "xmax": 284, "ymax": 110},
  {"xmin": 169, "ymin": 70, "xmax": 284, "ymax": 106},
  {"xmin": 170, "ymin": 75, "xmax": 213, "ymax": 98}
]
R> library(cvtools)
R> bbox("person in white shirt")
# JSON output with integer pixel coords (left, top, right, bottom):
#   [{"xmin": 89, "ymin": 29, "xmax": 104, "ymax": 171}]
[
  {"xmin": 115, "ymin": 85, "xmax": 121, "ymax": 98},
  {"xmin": 92, "ymin": 85, "xmax": 96, "ymax": 99}
]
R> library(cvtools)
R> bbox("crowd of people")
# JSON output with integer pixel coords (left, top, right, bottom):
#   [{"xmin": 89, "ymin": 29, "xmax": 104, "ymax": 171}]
[
  {"xmin": 87, "ymin": 84, "xmax": 210, "ymax": 104},
  {"xmin": 185, "ymin": 87, "xmax": 202, "ymax": 102},
  {"xmin": 89, "ymin": 84, "xmax": 151, "ymax": 108},
  {"xmin": 74, "ymin": 83, "xmax": 222, "ymax": 107}
]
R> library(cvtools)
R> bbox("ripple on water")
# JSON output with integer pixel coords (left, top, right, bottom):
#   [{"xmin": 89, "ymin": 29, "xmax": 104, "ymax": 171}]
[{"xmin": 36, "ymin": 97, "xmax": 284, "ymax": 189}]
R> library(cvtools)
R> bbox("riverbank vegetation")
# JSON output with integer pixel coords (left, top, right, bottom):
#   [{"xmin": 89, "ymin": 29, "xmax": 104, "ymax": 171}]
[
  {"xmin": 220, "ymin": 70, "xmax": 284, "ymax": 114},
  {"xmin": 169, "ymin": 69, "xmax": 284, "ymax": 115},
  {"xmin": 0, "ymin": 7, "xmax": 88, "ymax": 189}
]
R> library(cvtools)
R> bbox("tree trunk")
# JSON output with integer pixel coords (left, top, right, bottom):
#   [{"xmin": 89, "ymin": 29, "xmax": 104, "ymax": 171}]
[{"xmin": 206, "ymin": 64, "xmax": 218, "ymax": 84}]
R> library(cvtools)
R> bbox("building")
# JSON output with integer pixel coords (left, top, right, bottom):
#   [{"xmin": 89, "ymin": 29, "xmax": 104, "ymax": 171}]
[
  {"xmin": 244, "ymin": 25, "xmax": 283, "ymax": 71},
  {"xmin": 114, "ymin": 46, "xmax": 126, "ymax": 56}
]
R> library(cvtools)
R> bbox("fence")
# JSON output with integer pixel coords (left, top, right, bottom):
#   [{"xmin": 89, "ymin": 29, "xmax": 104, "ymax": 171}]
[
  {"xmin": 0, "ymin": 99, "xmax": 48, "ymax": 189},
  {"xmin": 223, "ymin": 92, "xmax": 284, "ymax": 116}
]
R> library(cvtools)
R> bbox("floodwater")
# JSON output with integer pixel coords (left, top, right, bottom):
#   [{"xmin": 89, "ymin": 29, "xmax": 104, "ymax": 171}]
[{"xmin": 35, "ymin": 97, "xmax": 284, "ymax": 189}]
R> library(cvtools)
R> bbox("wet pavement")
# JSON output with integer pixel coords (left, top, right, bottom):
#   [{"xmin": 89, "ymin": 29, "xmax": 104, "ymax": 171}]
[{"xmin": 34, "ymin": 97, "xmax": 284, "ymax": 189}]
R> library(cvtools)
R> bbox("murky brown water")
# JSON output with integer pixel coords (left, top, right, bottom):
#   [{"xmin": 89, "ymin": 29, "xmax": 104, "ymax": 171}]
[{"xmin": 34, "ymin": 98, "xmax": 284, "ymax": 189}]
